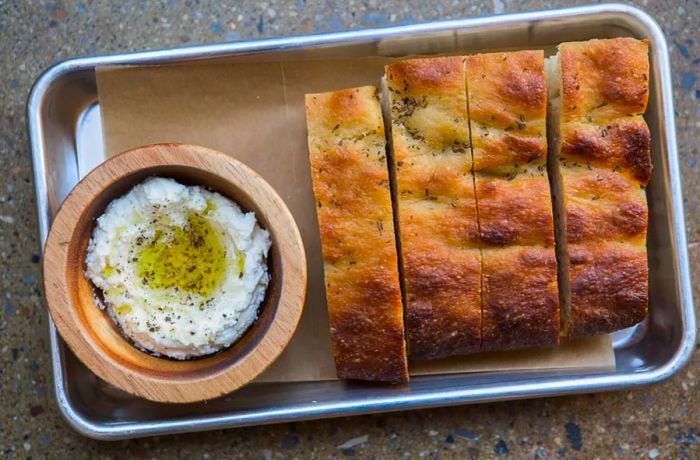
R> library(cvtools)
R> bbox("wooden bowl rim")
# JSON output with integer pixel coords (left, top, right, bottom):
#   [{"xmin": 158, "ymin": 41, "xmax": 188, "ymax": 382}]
[{"xmin": 42, "ymin": 143, "xmax": 307, "ymax": 403}]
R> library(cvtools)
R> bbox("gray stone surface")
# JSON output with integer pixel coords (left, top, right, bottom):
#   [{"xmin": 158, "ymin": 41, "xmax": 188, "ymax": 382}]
[{"xmin": 1, "ymin": 0, "xmax": 698, "ymax": 458}]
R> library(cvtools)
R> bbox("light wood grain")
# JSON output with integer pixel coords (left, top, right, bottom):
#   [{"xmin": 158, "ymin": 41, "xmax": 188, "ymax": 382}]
[{"xmin": 42, "ymin": 143, "xmax": 307, "ymax": 403}]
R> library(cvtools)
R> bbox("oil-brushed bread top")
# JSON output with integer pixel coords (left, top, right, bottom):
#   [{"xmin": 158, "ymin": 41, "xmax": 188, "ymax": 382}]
[
  {"xmin": 558, "ymin": 38, "xmax": 651, "ymax": 184},
  {"xmin": 305, "ymin": 86, "xmax": 409, "ymax": 383},
  {"xmin": 559, "ymin": 38, "xmax": 650, "ymax": 123},
  {"xmin": 467, "ymin": 51, "xmax": 554, "ymax": 247},
  {"xmin": 386, "ymin": 56, "xmax": 482, "ymax": 360},
  {"xmin": 480, "ymin": 246, "xmax": 559, "ymax": 351},
  {"xmin": 466, "ymin": 50, "xmax": 559, "ymax": 352},
  {"xmin": 559, "ymin": 118, "xmax": 651, "ymax": 184},
  {"xmin": 551, "ymin": 38, "xmax": 650, "ymax": 338},
  {"xmin": 467, "ymin": 50, "xmax": 548, "ymax": 174},
  {"xmin": 561, "ymin": 166, "xmax": 648, "ymax": 245},
  {"xmin": 568, "ymin": 240, "xmax": 648, "ymax": 338}
]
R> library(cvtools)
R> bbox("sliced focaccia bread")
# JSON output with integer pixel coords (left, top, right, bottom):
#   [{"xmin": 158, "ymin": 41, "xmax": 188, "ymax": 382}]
[
  {"xmin": 466, "ymin": 50, "xmax": 559, "ymax": 351},
  {"xmin": 480, "ymin": 246, "xmax": 559, "ymax": 350},
  {"xmin": 305, "ymin": 86, "xmax": 409, "ymax": 383},
  {"xmin": 467, "ymin": 50, "xmax": 549, "ymax": 175},
  {"xmin": 546, "ymin": 38, "xmax": 650, "ymax": 338},
  {"xmin": 385, "ymin": 56, "xmax": 482, "ymax": 360},
  {"xmin": 568, "ymin": 240, "xmax": 648, "ymax": 337}
]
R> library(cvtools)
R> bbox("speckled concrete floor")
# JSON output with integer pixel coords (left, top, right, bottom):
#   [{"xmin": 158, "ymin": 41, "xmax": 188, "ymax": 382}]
[{"xmin": 1, "ymin": 0, "xmax": 698, "ymax": 458}]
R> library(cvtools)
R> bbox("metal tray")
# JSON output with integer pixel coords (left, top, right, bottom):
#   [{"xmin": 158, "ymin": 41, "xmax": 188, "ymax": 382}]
[{"xmin": 28, "ymin": 3, "xmax": 696, "ymax": 440}]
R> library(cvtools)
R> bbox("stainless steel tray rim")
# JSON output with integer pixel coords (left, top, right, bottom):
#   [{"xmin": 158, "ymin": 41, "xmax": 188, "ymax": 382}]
[
  {"xmin": 55, "ymin": 359, "xmax": 695, "ymax": 441},
  {"xmin": 28, "ymin": 2, "xmax": 696, "ymax": 440},
  {"xmin": 27, "ymin": 3, "xmax": 654, "ymax": 74}
]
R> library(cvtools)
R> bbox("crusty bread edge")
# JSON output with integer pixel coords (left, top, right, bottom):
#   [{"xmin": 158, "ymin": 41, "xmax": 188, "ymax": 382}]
[
  {"xmin": 380, "ymin": 74, "xmax": 411, "ymax": 359},
  {"xmin": 544, "ymin": 52, "xmax": 571, "ymax": 337},
  {"xmin": 304, "ymin": 87, "xmax": 410, "ymax": 383},
  {"xmin": 462, "ymin": 58, "xmax": 486, "ymax": 352}
]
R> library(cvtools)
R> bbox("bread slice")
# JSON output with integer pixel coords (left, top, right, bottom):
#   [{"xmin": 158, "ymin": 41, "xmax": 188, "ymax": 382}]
[
  {"xmin": 385, "ymin": 56, "xmax": 482, "ymax": 360},
  {"xmin": 305, "ymin": 86, "xmax": 409, "ymax": 383},
  {"xmin": 465, "ymin": 50, "xmax": 559, "ymax": 351},
  {"xmin": 545, "ymin": 38, "xmax": 650, "ymax": 338}
]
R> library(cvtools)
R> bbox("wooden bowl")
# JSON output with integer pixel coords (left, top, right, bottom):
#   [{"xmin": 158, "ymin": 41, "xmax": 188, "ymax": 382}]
[{"xmin": 42, "ymin": 144, "xmax": 307, "ymax": 403}]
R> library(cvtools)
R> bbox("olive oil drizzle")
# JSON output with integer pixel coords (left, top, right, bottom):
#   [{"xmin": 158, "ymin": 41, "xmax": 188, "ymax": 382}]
[{"xmin": 135, "ymin": 212, "xmax": 227, "ymax": 297}]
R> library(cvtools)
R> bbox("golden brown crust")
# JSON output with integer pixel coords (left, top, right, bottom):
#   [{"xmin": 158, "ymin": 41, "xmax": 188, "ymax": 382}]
[
  {"xmin": 395, "ymin": 155, "xmax": 480, "ymax": 248},
  {"xmin": 387, "ymin": 56, "xmax": 482, "ymax": 359},
  {"xmin": 306, "ymin": 86, "xmax": 409, "ymax": 383},
  {"xmin": 387, "ymin": 55, "xmax": 466, "ymax": 93},
  {"xmin": 466, "ymin": 51, "xmax": 548, "ymax": 173},
  {"xmin": 553, "ymin": 38, "xmax": 651, "ymax": 338},
  {"xmin": 481, "ymin": 246, "xmax": 559, "ymax": 351},
  {"xmin": 472, "ymin": 133, "xmax": 547, "ymax": 173},
  {"xmin": 568, "ymin": 241, "xmax": 648, "ymax": 338},
  {"xmin": 325, "ymin": 265, "xmax": 408, "ymax": 383},
  {"xmin": 560, "ymin": 117, "xmax": 652, "ymax": 184},
  {"xmin": 559, "ymin": 38, "xmax": 650, "ymax": 122},
  {"xmin": 562, "ymin": 165, "xmax": 648, "ymax": 245},
  {"xmin": 467, "ymin": 50, "xmax": 559, "ymax": 351},
  {"xmin": 386, "ymin": 56, "xmax": 472, "ymax": 153},
  {"xmin": 475, "ymin": 173, "xmax": 555, "ymax": 246},
  {"xmin": 403, "ymin": 245, "xmax": 482, "ymax": 359}
]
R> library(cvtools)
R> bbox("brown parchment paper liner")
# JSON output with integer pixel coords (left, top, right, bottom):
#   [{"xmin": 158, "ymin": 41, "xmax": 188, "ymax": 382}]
[{"xmin": 96, "ymin": 59, "xmax": 614, "ymax": 383}]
